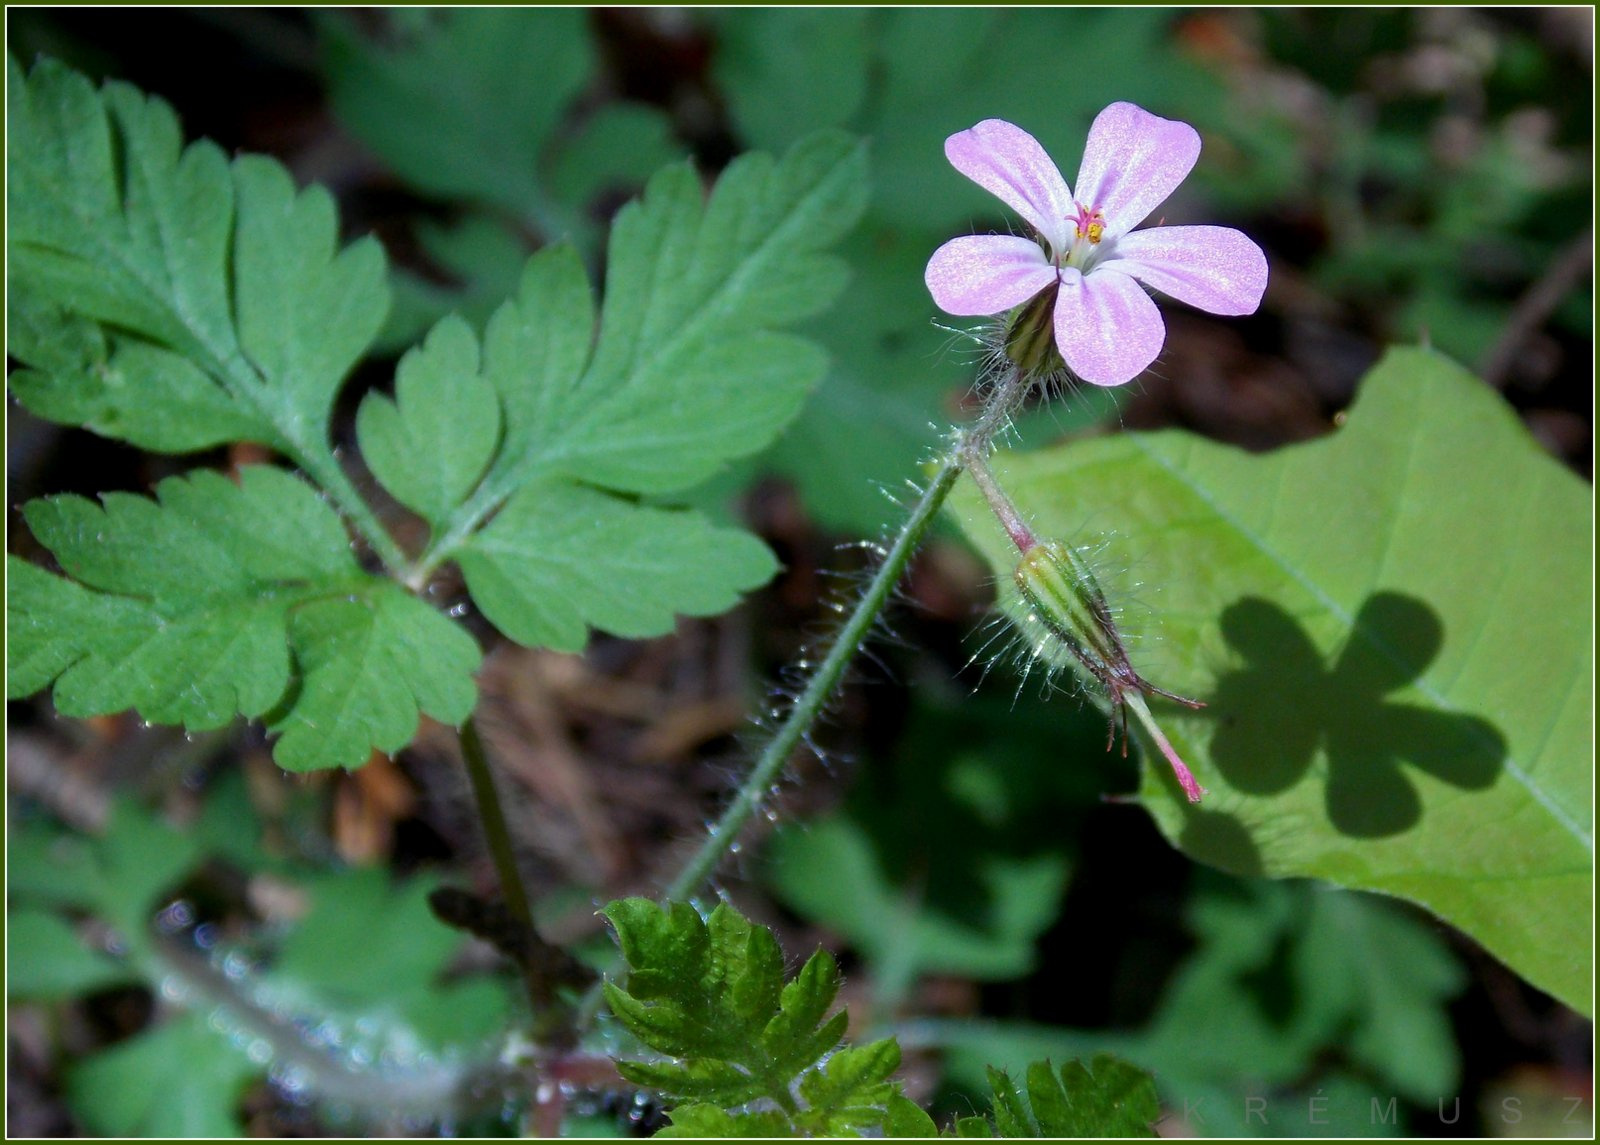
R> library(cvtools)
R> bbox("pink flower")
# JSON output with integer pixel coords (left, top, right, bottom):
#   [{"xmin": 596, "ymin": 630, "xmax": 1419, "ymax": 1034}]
[{"xmin": 925, "ymin": 105, "xmax": 1268, "ymax": 387}]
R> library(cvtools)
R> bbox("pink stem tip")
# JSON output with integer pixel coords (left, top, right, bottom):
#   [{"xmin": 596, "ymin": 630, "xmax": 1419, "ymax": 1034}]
[{"xmin": 1122, "ymin": 691, "xmax": 1207, "ymax": 803}]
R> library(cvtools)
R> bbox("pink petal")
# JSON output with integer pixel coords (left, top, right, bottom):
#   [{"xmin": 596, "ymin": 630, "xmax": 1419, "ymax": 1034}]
[
  {"xmin": 1053, "ymin": 267, "xmax": 1165, "ymax": 387},
  {"xmin": 1103, "ymin": 226, "xmax": 1268, "ymax": 316},
  {"xmin": 945, "ymin": 120, "xmax": 1075, "ymax": 252},
  {"xmin": 925, "ymin": 235, "xmax": 1058, "ymax": 316},
  {"xmin": 1072, "ymin": 103, "xmax": 1201, "ymax": 238}
]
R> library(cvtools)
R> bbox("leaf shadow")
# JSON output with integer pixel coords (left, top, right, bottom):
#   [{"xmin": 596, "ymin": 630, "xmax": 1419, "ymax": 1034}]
[{"xmin": 1202, "ymin": 592, "xmax": 1506, "ymax": 837}]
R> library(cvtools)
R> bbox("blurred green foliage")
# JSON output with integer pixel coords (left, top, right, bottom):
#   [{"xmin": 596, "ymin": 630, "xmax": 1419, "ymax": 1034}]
[{"xmin": 7, "ymin": 787, "xmax": 513, "ymax": 1136}]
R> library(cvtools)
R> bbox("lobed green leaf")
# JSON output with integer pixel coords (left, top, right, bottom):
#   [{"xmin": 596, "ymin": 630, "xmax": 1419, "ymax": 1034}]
[
  {"xmin": 657, "ymin": 1104, "xmax": 794, "ymax": 1138},
  {"xmin": 382, "ymin": 135, "xmax": 866, "ymax": 652},
  {"xmin": 7, "ymin": 55, "xmax": 388, "ymax": 463},
  {"xmin": 604, "ymin": 898, "xmax": 856, "ymax": 1116},
  {"xmin": 6, "ymin": 909, "xmax": 137, "ymax": 1000},
  {"xmin": 67, "ymin": 1012, "xmax": 258, "ymax": 1138},
  {"xmin": 793, "ymin": 1039, "xmax": 902, "ymax": 1135},
  {"xmin": 356, "ymin": 316, "xmax": 502, "ymax": 531},
  {"xmin": 563, "ymin": 131, "xmax": 866, "ymax": 493},
  {"xmin": 7, "ymin": 467, "xmax": 479, "ymax": 771},
  {"xmin": 457, "ymin": 483, "xmax": 776, "ymax": 654}
]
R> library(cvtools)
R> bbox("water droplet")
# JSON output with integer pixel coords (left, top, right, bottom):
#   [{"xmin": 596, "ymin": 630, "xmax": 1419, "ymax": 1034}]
[
  {"xmin": 447, "ymin": 602, "xmax": 470, "ymax": 618},
  {"xmin": 156, "ymin": 899, "xmax": 194, "ymax": 934},
  {"xmin": 159, "ymin": 975, "xmax": 190, "ymax": 1002}
]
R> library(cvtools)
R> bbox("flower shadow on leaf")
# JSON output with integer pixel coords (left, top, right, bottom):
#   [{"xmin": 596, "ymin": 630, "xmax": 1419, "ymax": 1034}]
[{"xmin": 1204, "ymin": 593, "xmax": 1506, "ymax": 837}]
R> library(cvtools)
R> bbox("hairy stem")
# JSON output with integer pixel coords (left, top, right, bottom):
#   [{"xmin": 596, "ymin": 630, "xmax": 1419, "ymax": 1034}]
[
  {"xmin": 963, "ymin": 448, "xmax": 1036, "ymax": 553},
  {"xmin": 663, "ymin": 366, "xmax": 1032, "ymax": 904}
]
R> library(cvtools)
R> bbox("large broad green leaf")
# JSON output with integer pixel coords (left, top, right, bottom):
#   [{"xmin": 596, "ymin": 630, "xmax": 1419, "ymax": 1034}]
[{"xmin": 951, "ymin": 346, "xmax": 1592, "ymax": 1015}]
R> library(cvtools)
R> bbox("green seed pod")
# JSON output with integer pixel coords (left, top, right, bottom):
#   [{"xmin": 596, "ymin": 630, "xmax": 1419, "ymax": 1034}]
[
  {"xmin": 1013, "ymin": 540, "xmax": 1126, "ymax": 688},
  {"xmin": 1013, "ymin": 540, "xmax": 1208, "ymax": 801}
]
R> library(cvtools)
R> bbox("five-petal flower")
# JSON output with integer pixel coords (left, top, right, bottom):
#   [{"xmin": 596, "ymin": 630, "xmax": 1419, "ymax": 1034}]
[{"xmin": 925, "ymin": 105, "xmax": 1268, "ymax": 387}]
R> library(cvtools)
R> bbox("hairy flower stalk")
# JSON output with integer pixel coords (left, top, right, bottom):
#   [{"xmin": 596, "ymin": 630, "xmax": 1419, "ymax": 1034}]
[
  {"xmin": 657, "ymin": 102, "xmax": 1262, "ymax": 909},
  {"xmin": 923, "ymin": 103, "xmax": 1270, "ymax": 802}
]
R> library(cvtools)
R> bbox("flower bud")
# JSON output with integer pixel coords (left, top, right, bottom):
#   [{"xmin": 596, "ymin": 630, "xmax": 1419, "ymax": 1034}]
[
  {"xmin": 1014, "ymin": 540, "xmax": 1123, "ymax": 682},
  {"xmin": 1014, "ymin": 540, "xmax": 1208, "ymax": 801}
]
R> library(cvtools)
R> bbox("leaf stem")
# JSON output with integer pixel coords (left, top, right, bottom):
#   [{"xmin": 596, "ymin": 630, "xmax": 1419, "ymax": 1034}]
[
  {"xmin": 663, "ymin": 366, "xmax": 1032, "ymax": 904},
  {"xmin": 457, "ymin": 715, "xmax": 546, "ymax": 1015},
  {"xmin": 290, "ymin": 446, "xmax": 410, "ymax": 576}
]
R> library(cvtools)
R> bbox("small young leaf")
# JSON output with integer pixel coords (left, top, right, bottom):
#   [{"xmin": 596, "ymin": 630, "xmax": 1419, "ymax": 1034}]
[
  {"xmin": 794, "ymin": 1039, "xmax": 902, "ymax": 1135},
  {"xmin": 356, "ymin": 315, "xmax": 502, "ymax": 530},
  {"xmin": 883, "ymin": 1093, "xmax": 940, "ymax": 1138},
  {"xmin": 657, "ymin": 1104, "xmax": 794, "ymax": 1139},
  {"xmin": 604, "ymin": 898, "xmax": 849, "ymax": 1111},
  {"xmin": 603, "ymin": 898, "xmax": 936, "ymax": 1136},
  {"xmin": 1027, "ymin": 1057, "xmax": 1161, "ymax": 1137},
  {"xmin": 987, "ymin": 1066, "xmax": 1032, "ymax": 1138},
  {"xmin": 975, "ymin": 1057, "xmax": 1160, "ymax": 1138}
]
